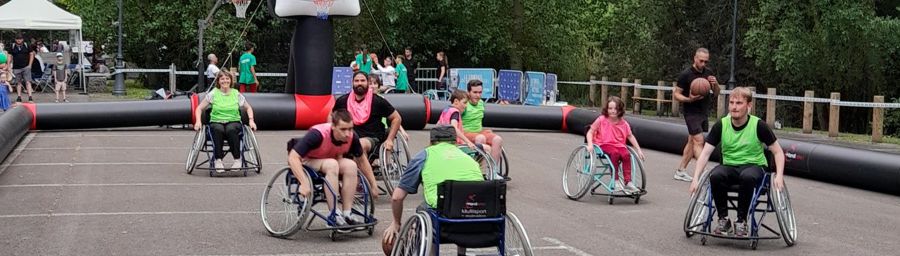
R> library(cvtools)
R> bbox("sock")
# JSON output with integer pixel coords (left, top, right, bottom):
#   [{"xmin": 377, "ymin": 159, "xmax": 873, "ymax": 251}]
[{"xmin": 343, "ymin": 210, "xmax": 353, "ymax": 217}]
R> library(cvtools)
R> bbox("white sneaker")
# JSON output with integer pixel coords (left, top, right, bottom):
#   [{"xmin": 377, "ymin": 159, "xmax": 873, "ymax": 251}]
[
  {"xmin": 614, "ymin": 180, "xmax": 628, "ymax": 194},
  {"xmin": 231, "ymin": 159, "xmax": 243, "ymax": 171},
  {"xmin": 214, "ymin": 159, "xmax": 225, "ymax": 173},
  {"xmin": 674, "ymin": 170, "xmax": 693, "ymax": 182},
  {"xmin": 625, "ymin": 182, "xmax": 640, "ymax": 194}
]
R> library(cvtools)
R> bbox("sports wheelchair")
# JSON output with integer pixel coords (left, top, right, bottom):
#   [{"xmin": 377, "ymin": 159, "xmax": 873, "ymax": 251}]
[
  {"xmin": 260, "ymin": 166, "xmax": 377, "ymax": 241},
  {"xmin": 458, "ymin": 145, "xmax": 509, "ymax": 181},
  {"xmin": 369, "ymin": 132, "xmax": 412, "ymax": 196},
  {"xmin": 390, "ymin": 180, "xmax": 534, "ymax": 256},
  {"xmin": 682, "ymin": 151, "xmax": 797, "ymax": 249},
  {"xmin": 562, "ymin": 144, "xmax": 647, "ymax": 204},
  {"xmin": 185, "ymin": 109, "xmax": 261, "ymax": 176}
]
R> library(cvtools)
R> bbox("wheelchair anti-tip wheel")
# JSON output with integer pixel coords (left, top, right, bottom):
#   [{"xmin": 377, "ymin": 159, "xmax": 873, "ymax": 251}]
[{"xmin": 260, "ymin": 167, "xmax": 311, "ymax": 238}]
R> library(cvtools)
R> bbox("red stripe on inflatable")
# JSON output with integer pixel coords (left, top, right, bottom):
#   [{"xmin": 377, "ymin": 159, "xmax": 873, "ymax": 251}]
[
  {"xmin": 190, "ymin": 93, "xmax": 199, "ymax": 125},
  {"xmin": 560, "ymin": 105, "xmax": 575, "ymax": 132},
  {"xmin": 295, "ymin": 94, "xmax": 335, "ymax": 129},
  {"xmin": 424, "ymin": 96, "xmax": 431, "ymax": 126},
  {"xmin": 20, "ymin": 103, "xmax": 37, "ymax": 130}
]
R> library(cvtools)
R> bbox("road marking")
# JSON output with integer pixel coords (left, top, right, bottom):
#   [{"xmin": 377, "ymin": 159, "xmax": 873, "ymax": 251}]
[
  {"xmin": 542, "ymin": 237, "xmax": 594, "ymax": 256},
  {"xmin": 3, "ymin": 162, "xmax": 183, "ymax": 167},
  {"xmin": 0, "ymin": 183, "xmax": 265, "ymax": 188},
  {"xmin": 0, "ymin": 133, "xmax": 35, "ymax": 176}
]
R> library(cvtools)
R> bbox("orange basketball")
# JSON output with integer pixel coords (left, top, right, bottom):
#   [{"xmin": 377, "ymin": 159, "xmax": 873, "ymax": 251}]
[
  {"xmin": 382, "ymin": 238, "xmax": 394, "ymax": 255},
  {"xmin": 690, "ymin": 78, "xmax": 710, "ymax": 96}
]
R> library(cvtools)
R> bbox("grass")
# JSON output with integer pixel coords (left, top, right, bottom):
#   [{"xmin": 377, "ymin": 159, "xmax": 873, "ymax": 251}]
[{"xmin": 99, "ymin": 79, "xmax": 152, "ymax": 100}]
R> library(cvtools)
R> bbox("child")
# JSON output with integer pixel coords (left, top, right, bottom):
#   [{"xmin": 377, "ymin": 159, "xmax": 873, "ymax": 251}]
[
  {"xmin": 52, "ymin": 53, "xmax": 68, "ymax": 102},
  {"xmin": 437, "ymin": 89, "xmax": 479, "ymax": 149},
  {"xmin": 586, "ymin": 96, "xmax": 646, "ymax": 194},
  {"xmin": 0, "ymin": 72, "xmax": 10, "ymax": 111},
  {"xmin": 393, "ymin": 55, "xmax": 409, "ymax": 94}
]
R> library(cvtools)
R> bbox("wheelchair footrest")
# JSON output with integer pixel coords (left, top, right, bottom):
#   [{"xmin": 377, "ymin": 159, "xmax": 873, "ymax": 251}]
[{"xmin": 690, "ymin": 230, "xmax": 782, "ymax": 240}]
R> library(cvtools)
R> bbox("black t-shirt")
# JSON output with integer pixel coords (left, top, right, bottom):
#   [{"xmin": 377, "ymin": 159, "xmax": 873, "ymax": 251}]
[
  {"xmin": 404, "ymin": 56, "xmax": 417, "ymax": 82},
  {"xmin": 705, "ymin": 118, "xmax": 777, "ymax": 147},
  {"xmin": 676, "ymin": 66, "xmax": 714, "ymax": 115},
  {"xmin": 333, "ymin": 94, "xmax": 396, "ymax": 140},
  {"xmin": 9, "ymin": 43, "xmax": 31, "ymax": 69},
  {"xmin": 289, "ymin": 129, "xmax": 363, "ymax": 158}
]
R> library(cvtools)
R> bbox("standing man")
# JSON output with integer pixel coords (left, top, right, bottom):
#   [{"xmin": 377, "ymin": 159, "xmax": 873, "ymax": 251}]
[
  {"xmin": 204, "ymin": 53, "xmax": 220, "ymax": 89},
  {"xmin": 238, "ymin": 42, "xmax": 259, "ymax": 93},
  {"xmin": 673, "ymin": 48, "xmax": 720, "ymax": 182},
  {"xmin": 402, "ymin": 47, "xmax": 417, "ymax": 93},
  {"xmin": 10, "ymin": 34, "xmax": 34, "ymax": 102}
]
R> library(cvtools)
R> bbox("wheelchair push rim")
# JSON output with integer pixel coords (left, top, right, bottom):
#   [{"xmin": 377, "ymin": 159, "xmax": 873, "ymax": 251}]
[
  {"xmin": 504, "ymin": 211, "xmax": 535, "ymax": 256},
  {"xmin": 244, "ymin": 127, "xmax": 262, "ymax": 174},
  {"xmin": 260, "ymin": 167, "xmax": 309, "ymax": 237},
  {"xmin": 391, "ymin": 212, "xmax": 433, "ymax": 256},
  {"xmin": 562, "ymin": 145, "xmax": 595, "ymax": 200},
  {"xmin": 185, "ymin": 127, "xmax": 205, "ymax": 174},
  {"xmin": 771, "ymin": 178, "xmax": 797, "ymax": 246},
  {"xmin": 683, "ymin": 171, "xmax": 712, "ymax": 238}
]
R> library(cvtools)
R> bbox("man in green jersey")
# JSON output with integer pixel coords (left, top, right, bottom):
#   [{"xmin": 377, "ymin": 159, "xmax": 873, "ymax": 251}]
[
  {"xmin": 461, "ymin": 80, "xmax": 504, "ymax": 176},
  {"xmin": 688, "ymin": 87, "xmax": 786, "ymax": 237}
]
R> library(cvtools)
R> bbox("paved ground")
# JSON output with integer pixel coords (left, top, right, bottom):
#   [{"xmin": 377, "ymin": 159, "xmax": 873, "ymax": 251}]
[{"xmin": 0, "ymin": 127, "xmax": 899, "ymax": 255}]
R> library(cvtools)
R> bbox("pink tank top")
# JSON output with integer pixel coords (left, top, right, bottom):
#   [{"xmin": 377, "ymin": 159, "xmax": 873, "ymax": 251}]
[
  {"xmin": 437, "ymin": 107, "xmax": 464, "ymax": 144},
  {"xmin": 306, "ymin": 123, "xmax": 354, "ymax": 159}
]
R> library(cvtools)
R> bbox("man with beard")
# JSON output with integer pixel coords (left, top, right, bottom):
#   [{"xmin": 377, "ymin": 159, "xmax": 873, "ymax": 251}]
[{"xmin": 332, "ymin": 71, "xmax": 403, "ymax": 193}]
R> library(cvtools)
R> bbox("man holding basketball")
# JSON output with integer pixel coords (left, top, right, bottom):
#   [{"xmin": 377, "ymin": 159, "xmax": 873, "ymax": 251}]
[{"xmin": 673, "ymin": 48, "xmax": 720, "ymax": 182}]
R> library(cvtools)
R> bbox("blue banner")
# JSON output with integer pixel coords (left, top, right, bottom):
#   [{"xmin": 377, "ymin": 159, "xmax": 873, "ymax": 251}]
[
  {"xmin": 545, "ymin": 73, "xmax": 558, "ymax": 102},
  {"xmin": 524, "ymin": 71, "xmax": 545, "ymax": 106},
  {"xmin": 498, "ymin": 70, "xmax": 523, "ymax": 102},
  {"xmin": 331, "ymin": 67, "xmax": 354, "ymax": 95},
  {"xmin": 455, "ymin": 68, "xmax": 495, "ymax": 99}
]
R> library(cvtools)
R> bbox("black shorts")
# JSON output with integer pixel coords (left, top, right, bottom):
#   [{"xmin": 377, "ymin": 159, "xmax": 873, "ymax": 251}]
[{"xmin": 684, "ymin": 113, "xmax": 709, "ymax": 135}]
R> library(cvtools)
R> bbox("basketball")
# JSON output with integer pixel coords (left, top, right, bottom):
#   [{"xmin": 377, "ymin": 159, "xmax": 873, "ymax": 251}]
[
  {"xmin": 690, "ymin": 77, "xmax": 710, "ymax": 96},
  {"xmin": 382, "ymin": 238, "xmax": 393, "ymax": 256}
]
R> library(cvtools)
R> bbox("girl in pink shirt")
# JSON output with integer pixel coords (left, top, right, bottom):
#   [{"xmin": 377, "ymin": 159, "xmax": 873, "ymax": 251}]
[{"xmin": 586, "ymin": 96, "xmax": 646, "ymax": 194}]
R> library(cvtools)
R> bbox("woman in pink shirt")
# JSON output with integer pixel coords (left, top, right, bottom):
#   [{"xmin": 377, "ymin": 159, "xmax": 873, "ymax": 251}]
[{"xmin": 586, "ymin": 96, "xmax": 646, "ymax": 194}]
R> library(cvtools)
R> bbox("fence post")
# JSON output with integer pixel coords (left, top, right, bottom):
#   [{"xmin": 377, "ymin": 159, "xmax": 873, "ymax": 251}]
[
  {"xmin": 656, "ymin": 81, "xmax": 665, "ymax": 116},
  {"xmin": 620, "ymin": 78, "xmax": 629, "ymax": 110},
  {"xmin": 633, "ymin": 79, "xmax": 641, "ymax": 114},
  {"xmin": 601, "ymin": 76, "xmax": 609, "ymax": 108},
  {"xmin": 748, "ymin": 87, "xmax": 757, "ymax": 116},
  {"xmin": 766, "ymin": 88, "xmax": 776, "ymax": 129},
  {"xmin": 873, "ymin": 96, "xmax": 884, "ymax": 143},
  {"xmin": 671, "ymin": 82, "xmax": 680, "ymax": 117},
  {"xmin": 717, "ymin": 90, "xmax": 726, "ymax": 119},
  {"xmin": 169, "ymin": 63, "xmax": 177, "ymax": 94},
  {"xmin": 828, "ymin": 92, "xmax": 840, "ymax": 137},
  {"xmin": 589, "ymin": 75, "xmax": 597, "ymax": 107},
  {"xmin": 803, "ymin": 90, "xmax": 814, "ymax": 134}
]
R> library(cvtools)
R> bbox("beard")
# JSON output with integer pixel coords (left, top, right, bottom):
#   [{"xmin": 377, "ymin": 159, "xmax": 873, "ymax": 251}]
[{"xmin": 353, "ymin": 85, "xmax": 368, "ymax": 96}]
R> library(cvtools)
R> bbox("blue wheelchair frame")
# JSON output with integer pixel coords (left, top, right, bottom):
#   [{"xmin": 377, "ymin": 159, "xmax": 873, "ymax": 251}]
[
  {"xmin": 684, "ymin": 164, "xmax": 797, "ymax": 249},
  {"xmin": 284, "ymin": 166, "xmax": 377, "ymax": 239},
  {"xmin": 425, "ymin": 209, "xmax": 508, "ymax": 256}
]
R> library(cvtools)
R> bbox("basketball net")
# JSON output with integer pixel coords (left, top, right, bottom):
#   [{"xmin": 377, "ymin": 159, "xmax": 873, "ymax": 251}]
[
  {"xmin": 232, "ymin": 0, "xmax": 251, "ymax": 18},
  {"xmin": 313, "ymin": 0, "xmax": 335, "ymax": 20}
]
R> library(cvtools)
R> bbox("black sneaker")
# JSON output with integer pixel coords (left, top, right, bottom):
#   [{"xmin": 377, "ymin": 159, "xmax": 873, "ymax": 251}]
[
  {"xmin": 713, "ymin": 218, "xmax": 732, "ymax": 235},
  {"xmin": 15, "ymin": 96, "xmax": 21, "ymax": 102},
  {"xmin": 734, "ymin": 221, "xmax": 749, "ymax": 237},
  {"xmin": 27, "ymin": 96, "xmax": 33, "ymax": 102}
]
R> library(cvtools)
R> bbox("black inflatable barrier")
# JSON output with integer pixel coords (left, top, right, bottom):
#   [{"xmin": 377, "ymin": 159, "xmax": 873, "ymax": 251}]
[
  {"xmin": 243, "ymin": 94, "xmax": 296, "ymax": 130},
  {"xmin": 0, "ymin": 107, "xmax": 32, "ymax": 163},
  {"xmin": 35, "ymin": 99, "xmax": 192, "ymax": 130},
  {"xmin": 381, "ymin": 94, "xmax": 428, "ymax": 130}
]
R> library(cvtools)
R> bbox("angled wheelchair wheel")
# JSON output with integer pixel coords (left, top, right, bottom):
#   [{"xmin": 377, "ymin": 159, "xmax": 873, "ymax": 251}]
[
  {"xmin": 260, "ymin": 167, "xmax": 310, "ymax": 238},
  {"xmin": 626, "ymin": 146, "xmax": 647, "ymax": 203},
  {"xmin": 391, "ymin": 212, "xmax": 433, "ymax": 256},
  {"xmin": 683, "ymin": 172, "xmax": 712, "ymax": 238},
  {"xmin": 353, "ymin": 173, "xmax": 376, "ymax": 228},
  {"xmin": 460, "ymin": 146, "xmax": 497, "ymax": 181},
  {"xmin": 562, "ymin": 145, "xmax": 595, "ymax": 200},
  {"xmin": 771, "ymin": 178, "xmax": 797, "ymax": 246},
  {"xmin": 245, "ymin": 127, "xmax": 262, "ymax": 174},
  {"xmin": 396, "ymin": 133, "xmax": 411, "ymax": 167},
  {"xmin": 380, "ymin": 145, "xmax": 402, "ymax": 196},
  {"xmin": 498, "ymin": 147, "xmax": 510, "ymax": 178},
  {"xmin": 504, "ymin": 212, "xmax": 535, "ymax": 256},
  {"xmin": 185, "ymin": 128, "xmax": 206, "ymax": 174}
]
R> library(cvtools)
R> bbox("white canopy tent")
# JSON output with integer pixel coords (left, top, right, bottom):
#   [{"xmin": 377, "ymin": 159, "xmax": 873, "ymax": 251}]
[{"xmin": 0, "ymin": 0, "xmax": 86, "ymax": 92}]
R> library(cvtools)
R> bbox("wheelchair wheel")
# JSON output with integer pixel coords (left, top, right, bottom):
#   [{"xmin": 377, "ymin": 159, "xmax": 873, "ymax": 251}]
[
  {"xmin": 380, "ymin": 145, "xmax": 402, "ymax": 196},
  {"xmin": 498, "ymin": 147, "xmax": 510, "ymax": 178},
  {"xmin": 626, "ymin": 146, "xmax": 647, "ymax": 203},
  {"xmin": 683, "ymin": 172, "xmax": 712, "ymax": 238},
  {"xmin": 185, "ymin": 128, "xmax": 206, "ymax": 174},
  {"xmin": 460, "ymin": 146, "xmax": 497, "ymax": 181},
  {"xmin": 562, "ymin": 145, "xmax": 594, "ymax": 200},
  {"xmin": 504, "ymin": 212, "xmax": 535, "ymax": 256},
  {"xmin": 260, "ymin": 167, "xmax": 310, "ymax": 238},
  {"xmin": 771, "ymin": 179, "xmax": 797, "ymax": 246},
  {"xmin": 391, "ymin": 212, "xmax": 433, "ymax": 256},
  {"xmin": 396, "ymin": 133, "xmax": 411, "ymax": 167},
  {"xmin": 353, "ymin": 173, "xmax": 376, "ymax": 232},
  {"xmin": 245, "ymin": 128, "xmax": 262, "ymax": 174}
]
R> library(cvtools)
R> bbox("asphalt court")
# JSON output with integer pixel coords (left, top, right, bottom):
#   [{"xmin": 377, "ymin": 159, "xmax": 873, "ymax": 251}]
[{"xmin": 0, "ymin": 128, "xmax": 899, "ymax": 255}]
